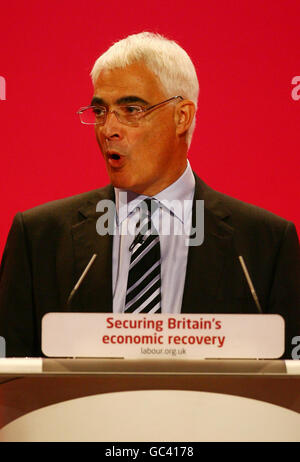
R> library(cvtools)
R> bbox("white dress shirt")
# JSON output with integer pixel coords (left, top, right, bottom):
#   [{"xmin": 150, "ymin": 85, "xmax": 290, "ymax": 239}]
[{"xmin": 112, "ymin": 161, "xmax": 195, "ymax": 313}]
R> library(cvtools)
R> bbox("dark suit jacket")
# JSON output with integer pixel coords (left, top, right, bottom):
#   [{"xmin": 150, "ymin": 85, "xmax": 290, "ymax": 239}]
[{"xmin": 0, "ymin": 174, "xmax": 299, "ymax": 358}]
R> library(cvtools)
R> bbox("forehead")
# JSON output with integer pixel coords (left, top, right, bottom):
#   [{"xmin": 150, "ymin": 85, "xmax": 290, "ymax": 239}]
[{"xmin": 93, "ymin": 61, "xmax": 166, "ymax": 103}]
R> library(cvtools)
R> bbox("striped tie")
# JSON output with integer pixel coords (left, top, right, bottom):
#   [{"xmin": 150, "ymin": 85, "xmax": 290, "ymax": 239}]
[{"xmin": 125, "ymin": 199, "xmax": 161, "ymax": 314}]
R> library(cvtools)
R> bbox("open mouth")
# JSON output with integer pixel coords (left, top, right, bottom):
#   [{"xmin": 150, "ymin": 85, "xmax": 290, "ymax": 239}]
[
  {"xmin": 110, "ymin": 153, "xmax": 120, "ymax": 160},
  {"xmin": 107, "ymin": 151, "xmax": 125, "ymax": 167}
]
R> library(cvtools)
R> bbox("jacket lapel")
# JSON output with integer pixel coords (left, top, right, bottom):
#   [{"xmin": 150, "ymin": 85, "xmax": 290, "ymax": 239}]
[
  {"xmin": 181, "ymin": 175, "xmax": 236, "ymax": 313},
  {"xmin": 71, "ymin": 186, "xmax": 114, "ymax": 313}
]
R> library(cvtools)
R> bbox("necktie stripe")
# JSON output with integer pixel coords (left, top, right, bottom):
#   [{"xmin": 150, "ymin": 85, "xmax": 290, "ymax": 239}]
[
  {"xmin": 126, "ymin": 279, "xmax": 160, "ymax": 312},
  {"xmin": 131, "ymin": 227, "xmax": 156, "ymax": 252},
  {"xmin": 134, "ymin": 292, "xmax": 161, "ymax": 314},
  {"xmin": 130, "ymin": 233, "xmax": 158, "ymax": 263},
  {"xmin": 125, "ymin": 285, "xmax": 161, "ymax": 313},
  {"xmin": 126, "ymin": 262, "xmax": 160, "ymax": 298},
  {"xmin": 125, "ymin": 274, "xmax": 160, "ymax": 309},
  {"xmin": 147, "ymin": 301, "xmax": 161, "ymax": 314},
  {"xmin": 129, "ymin": 236, "xmax": 159, "ymax": 268},
  {"xmin": 128, "ymin": 244, "xmax": 160, "ymax": 284}
]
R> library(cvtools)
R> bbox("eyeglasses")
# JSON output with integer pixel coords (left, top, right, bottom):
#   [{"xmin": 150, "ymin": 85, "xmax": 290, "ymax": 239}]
[{"xmin": 77, "ymin": 95, "xmax": 183, "ymax": 126}]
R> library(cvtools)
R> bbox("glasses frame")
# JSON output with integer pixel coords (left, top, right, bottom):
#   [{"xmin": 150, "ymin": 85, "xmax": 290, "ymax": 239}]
[{"xmin": 77, "ymin": 95, "xmax": 183, "ymax": 126}]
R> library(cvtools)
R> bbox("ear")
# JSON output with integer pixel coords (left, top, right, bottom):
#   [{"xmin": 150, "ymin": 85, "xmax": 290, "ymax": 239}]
[{"xmin": 174, "ymin": 100, "xmax": 196, "ymax": 138}]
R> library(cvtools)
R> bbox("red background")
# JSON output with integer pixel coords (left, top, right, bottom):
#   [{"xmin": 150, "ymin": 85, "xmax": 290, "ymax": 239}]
[{"xmin": 0, "ymin": 0, "xmax": 299, "ymax": 258}]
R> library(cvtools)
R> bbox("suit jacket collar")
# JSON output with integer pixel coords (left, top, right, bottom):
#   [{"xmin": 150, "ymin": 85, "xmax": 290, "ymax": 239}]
[
  {"xmin": 70, "ymin": 185, "xmax": 115, "ymax": 312},
  {"xmin": 181, "ymin": 174, "xmax": 235, "ymax": 313}
]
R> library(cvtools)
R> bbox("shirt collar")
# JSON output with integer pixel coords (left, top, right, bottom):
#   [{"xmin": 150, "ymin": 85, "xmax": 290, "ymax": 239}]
[{"xmin": 114, "ymin": 160, "xmax": 195, "ymax": 226}]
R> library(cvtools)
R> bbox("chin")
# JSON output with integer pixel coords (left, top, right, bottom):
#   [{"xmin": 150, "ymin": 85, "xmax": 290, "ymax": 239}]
[
  {"xmin": 109, "ymin": 175, "xmax": 132, "ymax": 190},
  {"xmin": 108, "ymin": 170, "xmax": 148, "ymax": 194}
]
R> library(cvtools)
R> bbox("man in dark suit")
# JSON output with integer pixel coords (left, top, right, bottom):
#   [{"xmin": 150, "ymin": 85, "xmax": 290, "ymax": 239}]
[{"xmin": 0, "ymin": 32, "xmax": 299, "ymax": 357}]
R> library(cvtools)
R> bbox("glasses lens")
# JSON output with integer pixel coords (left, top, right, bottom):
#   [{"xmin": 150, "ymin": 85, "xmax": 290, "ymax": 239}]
[
  {"xmin": 117, "ymin": 106, "xmax": 143, "ymax": 125},
  {"xmin": 79, "ymin": 107, "xmax": 106, "ymax": 125}
]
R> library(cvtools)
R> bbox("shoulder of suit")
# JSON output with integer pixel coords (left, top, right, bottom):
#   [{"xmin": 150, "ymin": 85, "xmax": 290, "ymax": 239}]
[
  {"xmin": 20, "ymin": 184, "xmax": 114, "ymax": 226},
  {"xmin": 193, "ymin": 172, "xmax": 292, "ymax": 231}
]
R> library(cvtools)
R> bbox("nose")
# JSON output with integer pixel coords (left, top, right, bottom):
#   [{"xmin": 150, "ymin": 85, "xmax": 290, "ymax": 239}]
[{"xmin": 100, "ymin": 110, "xmax": 123, "ymax": 140}]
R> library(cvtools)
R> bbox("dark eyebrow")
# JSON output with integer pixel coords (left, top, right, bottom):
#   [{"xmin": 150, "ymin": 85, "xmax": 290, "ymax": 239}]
[
  {"xmin": 91, "ymin": 96, "xmax": 105, "ymax": 106},
  {"xmin": 90, "ymin": 95, "xmax": 149, "ymax": 106},
  {"xmin": 116, "ymin": 96, "xmax": 149, "ymax": 105}
]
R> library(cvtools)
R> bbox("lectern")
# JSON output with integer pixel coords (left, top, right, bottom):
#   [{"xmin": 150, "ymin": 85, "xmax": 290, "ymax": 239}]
[{"xmin": 0, "ymin": 358, "xmax": 300, "ymax": 441}]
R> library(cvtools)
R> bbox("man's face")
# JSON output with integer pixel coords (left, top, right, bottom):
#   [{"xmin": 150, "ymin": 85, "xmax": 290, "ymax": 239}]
[{"xmin": 93, "ymin": 61, "xmax": 187, "ymax": 196}]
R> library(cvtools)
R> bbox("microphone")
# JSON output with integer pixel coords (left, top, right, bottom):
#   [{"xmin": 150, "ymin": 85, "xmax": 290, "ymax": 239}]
[
  {"xmin": 67, "ymin": 253, "xmax": 98, "ymax": 307},
  {"xmin": 238, "ymin": 255, "xmax": 263, "ymax": 314},
  {"xmin": 129, "ymin": 233, "xmax": 145, "ymax": 251}
]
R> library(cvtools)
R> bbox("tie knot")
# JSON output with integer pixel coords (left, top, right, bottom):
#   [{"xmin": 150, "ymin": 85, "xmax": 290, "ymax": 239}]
[{"xmin": 143, "ymin": 198, "xmax": 159, "ymax": 216}]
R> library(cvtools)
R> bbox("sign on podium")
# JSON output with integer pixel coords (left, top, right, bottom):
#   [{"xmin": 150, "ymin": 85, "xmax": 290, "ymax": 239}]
[{"xmin": 42, "ymin": 312, "xmax": 284, "ymax": 359}]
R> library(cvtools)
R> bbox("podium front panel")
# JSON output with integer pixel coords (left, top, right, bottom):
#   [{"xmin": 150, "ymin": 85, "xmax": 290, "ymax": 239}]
[{"xmin": 0, "ymin": 359, "xmax": 300, "ymax": 441}]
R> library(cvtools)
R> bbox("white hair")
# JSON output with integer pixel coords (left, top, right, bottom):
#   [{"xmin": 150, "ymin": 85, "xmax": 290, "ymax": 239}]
[{"xmin": 90, "ymin": 32, "xmax": 199, "ymax": 147}]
